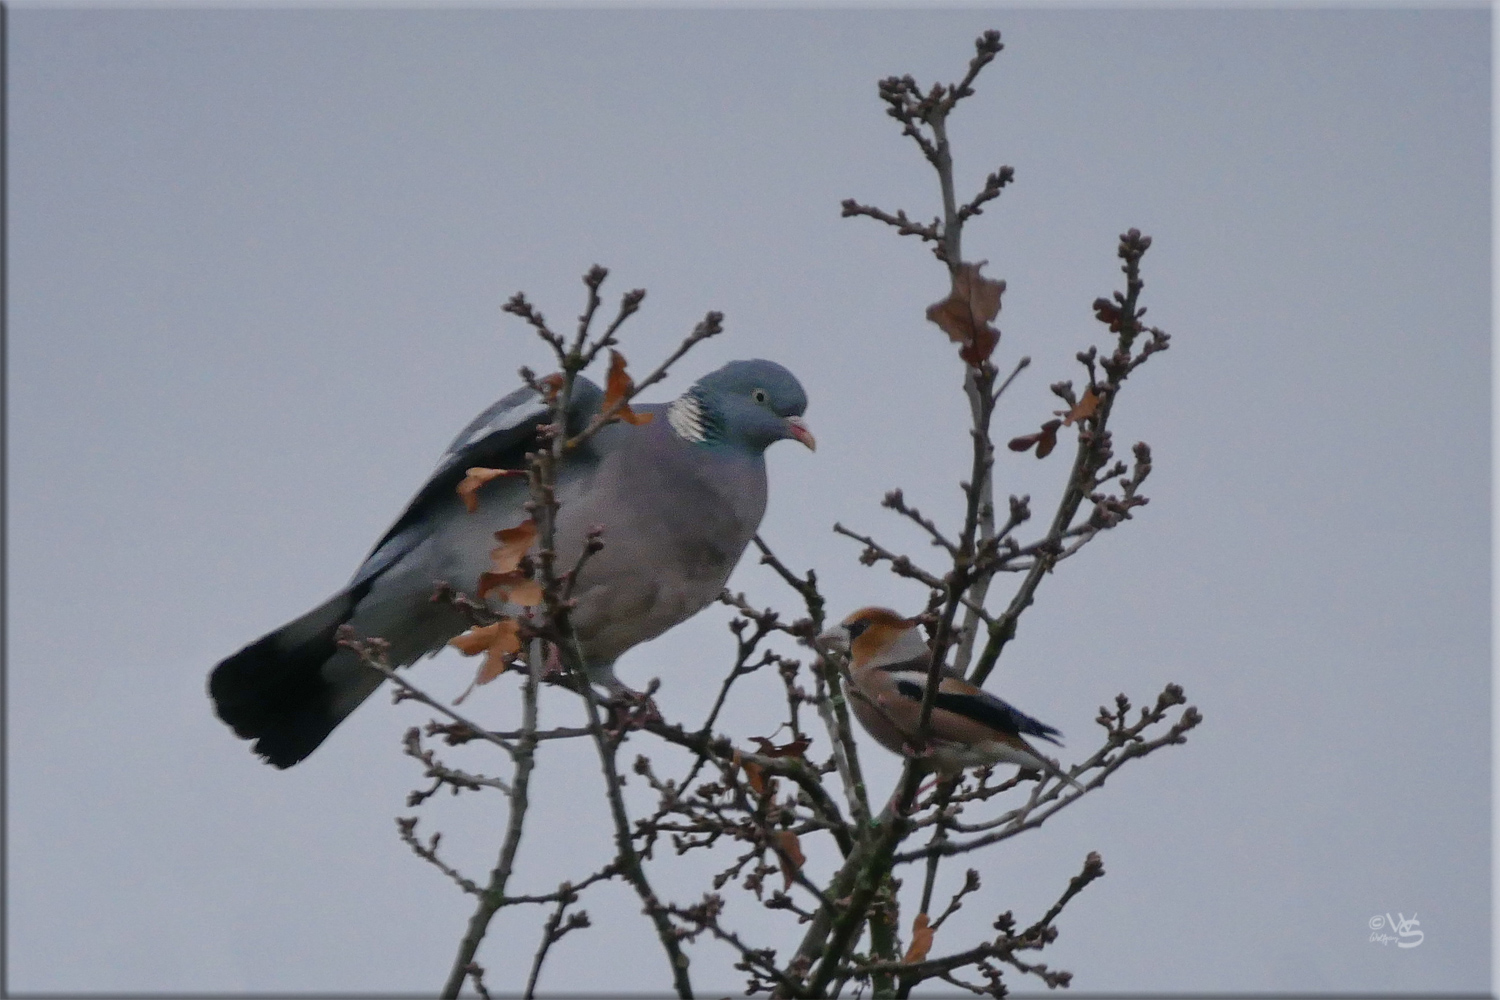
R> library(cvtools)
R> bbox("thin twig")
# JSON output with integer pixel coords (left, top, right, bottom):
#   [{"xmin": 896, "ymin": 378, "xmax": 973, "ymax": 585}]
[
  {"xmin": 577, "ymin": 683, "xmax": 695, "ymax": 997},
  {"xmin": 567, "ymin": 312, "xmax": 724, "ymax": 449},
  {"xmin": 396, "ymin": 816, "xmax": 480, "ymax": 896},
  {"xmin": 524, "ymin": 886, "xmax": 592, "ymax": 998},
  {"xmin": 340, "ymin": 632, "xmax": 518, "ymax": 759},
  {"xmin": 439, "ymin": 640, "xmax": 544, "ymax": 999}
]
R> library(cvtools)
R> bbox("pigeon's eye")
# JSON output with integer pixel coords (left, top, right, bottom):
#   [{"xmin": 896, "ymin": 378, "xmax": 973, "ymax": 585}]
[
  {"xmin": 846, "ymin": 620, "xmax": 870, "ymax": 641},
  {"xmin": 751, "ymin": 388, "xmax": 769, "ymax": 405}
]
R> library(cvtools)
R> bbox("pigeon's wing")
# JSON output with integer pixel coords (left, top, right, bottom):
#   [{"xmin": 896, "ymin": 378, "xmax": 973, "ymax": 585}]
[{"xmin": 353, "ymin": 378, "xmax": 603, "ymax": 588}]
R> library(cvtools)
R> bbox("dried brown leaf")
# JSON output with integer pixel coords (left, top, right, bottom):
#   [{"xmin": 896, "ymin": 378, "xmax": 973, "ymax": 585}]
[
  {"xmin": 476, "ymin": 571, "xmax": 543, "ymax": 607},
  {"xmin": 490, "ymin": 519, "xmax": 538, "ymax": 574},
  {"xmin": 750, "ymin": 735, "xmax": 812, "ymax": 760},
  {"xmin": 731, "ymin": 750, "xmax": 770, "ymax": 796},
  {"xmin": 1007, "ymin": 432, "xmax": 1041, "ymax": 453},
  {"xmin": 457, "ymin": 467, "xmax": 524, "ymax": 514},
  {"xmin": 925, "ymin": 261, "xmax": 1003, "ymax": 365},
  {"xmin": 474, "ymin": 518, "xmax": 542, "ymax": 606},
  {"xmin": 449, "ymin": 620, "xmax": 521, "ymax": 702},
  {"xmin": 742, "ymin": 759, "xmax": 769, "ymax": 797},
  {"xmin": 501, "ymin": 577, "xmax": 543, "ymax": 607},
  {"xmin": 1008, "ymin": 418, "xmax": 1062, "ymax": 458},
  {"xmin": 449, "ymin": 622, "xmax": 509, "ymax": 656},
  {"xmin": 904, "ymin": 912, "xmax": 934, "ymax": 965},
  {"xmin": 476, "ymin": 571, "xmax": 506, "ymax": 602},
  {"xmin": 602, "ymin": 350, "xmax": 654, "ymax": 426},
  {"xmin": 1061, "ymin": 386, "xmax": 1100, "ymax": 427},
  {"xmin": 1035, "ymin": 420, "xmax": 1061, "ymax": 458},
  {"xmin": 772, "ymin": 830, "xmax": 806, "ymax": 890}
]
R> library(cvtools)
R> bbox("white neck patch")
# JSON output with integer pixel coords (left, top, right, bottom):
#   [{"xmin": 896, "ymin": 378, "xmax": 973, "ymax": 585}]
[{"xmin": 667, "ymin": 394, "xmax": 707, "ymax": 444}]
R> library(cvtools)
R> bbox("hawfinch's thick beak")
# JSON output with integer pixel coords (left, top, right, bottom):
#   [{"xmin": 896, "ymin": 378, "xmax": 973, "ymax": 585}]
[
  {"xmin": 785, "ymin": 416, "xmax": 816, "ymax": 451},
  {"xmin": 815, "ymin": 623, "xmax": 850, "ymax": 653}
]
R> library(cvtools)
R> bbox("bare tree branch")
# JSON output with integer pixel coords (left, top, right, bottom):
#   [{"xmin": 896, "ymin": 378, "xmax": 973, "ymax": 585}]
[{"xmin": 373, "ymin": 30, "xmax": 1192, "ymax": 1000}]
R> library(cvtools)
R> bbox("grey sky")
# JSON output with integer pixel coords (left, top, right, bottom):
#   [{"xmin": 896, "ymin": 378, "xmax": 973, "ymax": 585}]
[{"xmin": 7, "ymin": 4, "xmax": 1490, "ymax": 995}]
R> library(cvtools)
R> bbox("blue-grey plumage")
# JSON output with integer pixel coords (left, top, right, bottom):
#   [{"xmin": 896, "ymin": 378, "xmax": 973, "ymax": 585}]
[
  {"xmin": 818, "ymin": 607, "xmax": 1083, "ymax": 790},
  {"xmin": 210, "ymin": 359, "xmax": 812, "ymax": 768}
]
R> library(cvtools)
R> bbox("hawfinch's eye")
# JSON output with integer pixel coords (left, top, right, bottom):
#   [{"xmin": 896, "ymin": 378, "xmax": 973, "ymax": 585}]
[
  {"xmin": 846, "ymin": 620, "xmax": 870, "ymax": 641},
  {"xmin": 751, "ymin": 388, "xmax": 768, "ymax": 404}
]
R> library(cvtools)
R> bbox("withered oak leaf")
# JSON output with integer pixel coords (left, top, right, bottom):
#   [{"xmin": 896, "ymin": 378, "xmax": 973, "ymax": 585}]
[
  {"xmin": 489, "ymin": 519, "xmax": 537, "ymax": 574},
  {"xmin": 732, "ymin": 751, "xmax": 772, "ymax": 797},
  {"xmin": 773, "ymin": 830, "xmax": 806, "ymax": 890},
  {"xmin": 926, "ymin": 261, "xmax": 1004, "ymax": 366},
  {"xmin": 750, "ymin": 735, "xmax": 813, "ymax": 760},
  {"xmin": 449, "ymin": 619, "xmax": 522, "ymax": 702},
  {"xmin": 602, "ymin": 350, "xmax": 654, "ymax": 426},
  {"xmin": 476, "ymin": 572, "xmax": 543, "ymax": 607},
  {"xmin": 475, "ymin": 519, "xmax": 542, "ymax": 607},
  {"xmin": 457, "ymin": 467, "xmax": 525, "ymax": 514},
  {"xmin": 903, "ymin": 912, "xmax": 935, "ymax": 965},
  {"xmin": 1060, "ymin": 386, "xmax": 1101, "ymax": 427},
  {"xmin": 1007, "ymin": 419, "xmax": 1062, "ymax": 458}
]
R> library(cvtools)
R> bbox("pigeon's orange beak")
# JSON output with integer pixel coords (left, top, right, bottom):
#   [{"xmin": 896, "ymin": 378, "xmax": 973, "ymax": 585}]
[{"xmin": 785, "ymin": 416, "xmax": 816, "ymax": 451}]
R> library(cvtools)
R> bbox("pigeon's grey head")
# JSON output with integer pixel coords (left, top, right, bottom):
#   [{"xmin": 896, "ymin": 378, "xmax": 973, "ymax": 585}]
[{"xmin": 679, "ymin": 359, "xmax": 815, "ymax": 454}]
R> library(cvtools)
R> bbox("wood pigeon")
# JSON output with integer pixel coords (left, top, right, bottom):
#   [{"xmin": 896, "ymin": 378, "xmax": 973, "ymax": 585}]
[
  {"xmin": 210, "ymin": 359, "xmax": 813, "ymax": 768},
  {"xmin": 819, "ymin": 607, "xmax": 1082, "ymax": 789}
]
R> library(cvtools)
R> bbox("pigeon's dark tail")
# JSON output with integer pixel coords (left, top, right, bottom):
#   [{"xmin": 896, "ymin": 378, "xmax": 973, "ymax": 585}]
[{"xmin": 209, "ymin": 591, "xmax": 362, "ymax": 769}]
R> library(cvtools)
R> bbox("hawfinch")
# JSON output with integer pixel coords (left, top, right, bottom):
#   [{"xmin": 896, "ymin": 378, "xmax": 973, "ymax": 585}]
[{"xmin": 819, "ymin": 607, "xmax": 1082, "ymax": 789}]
